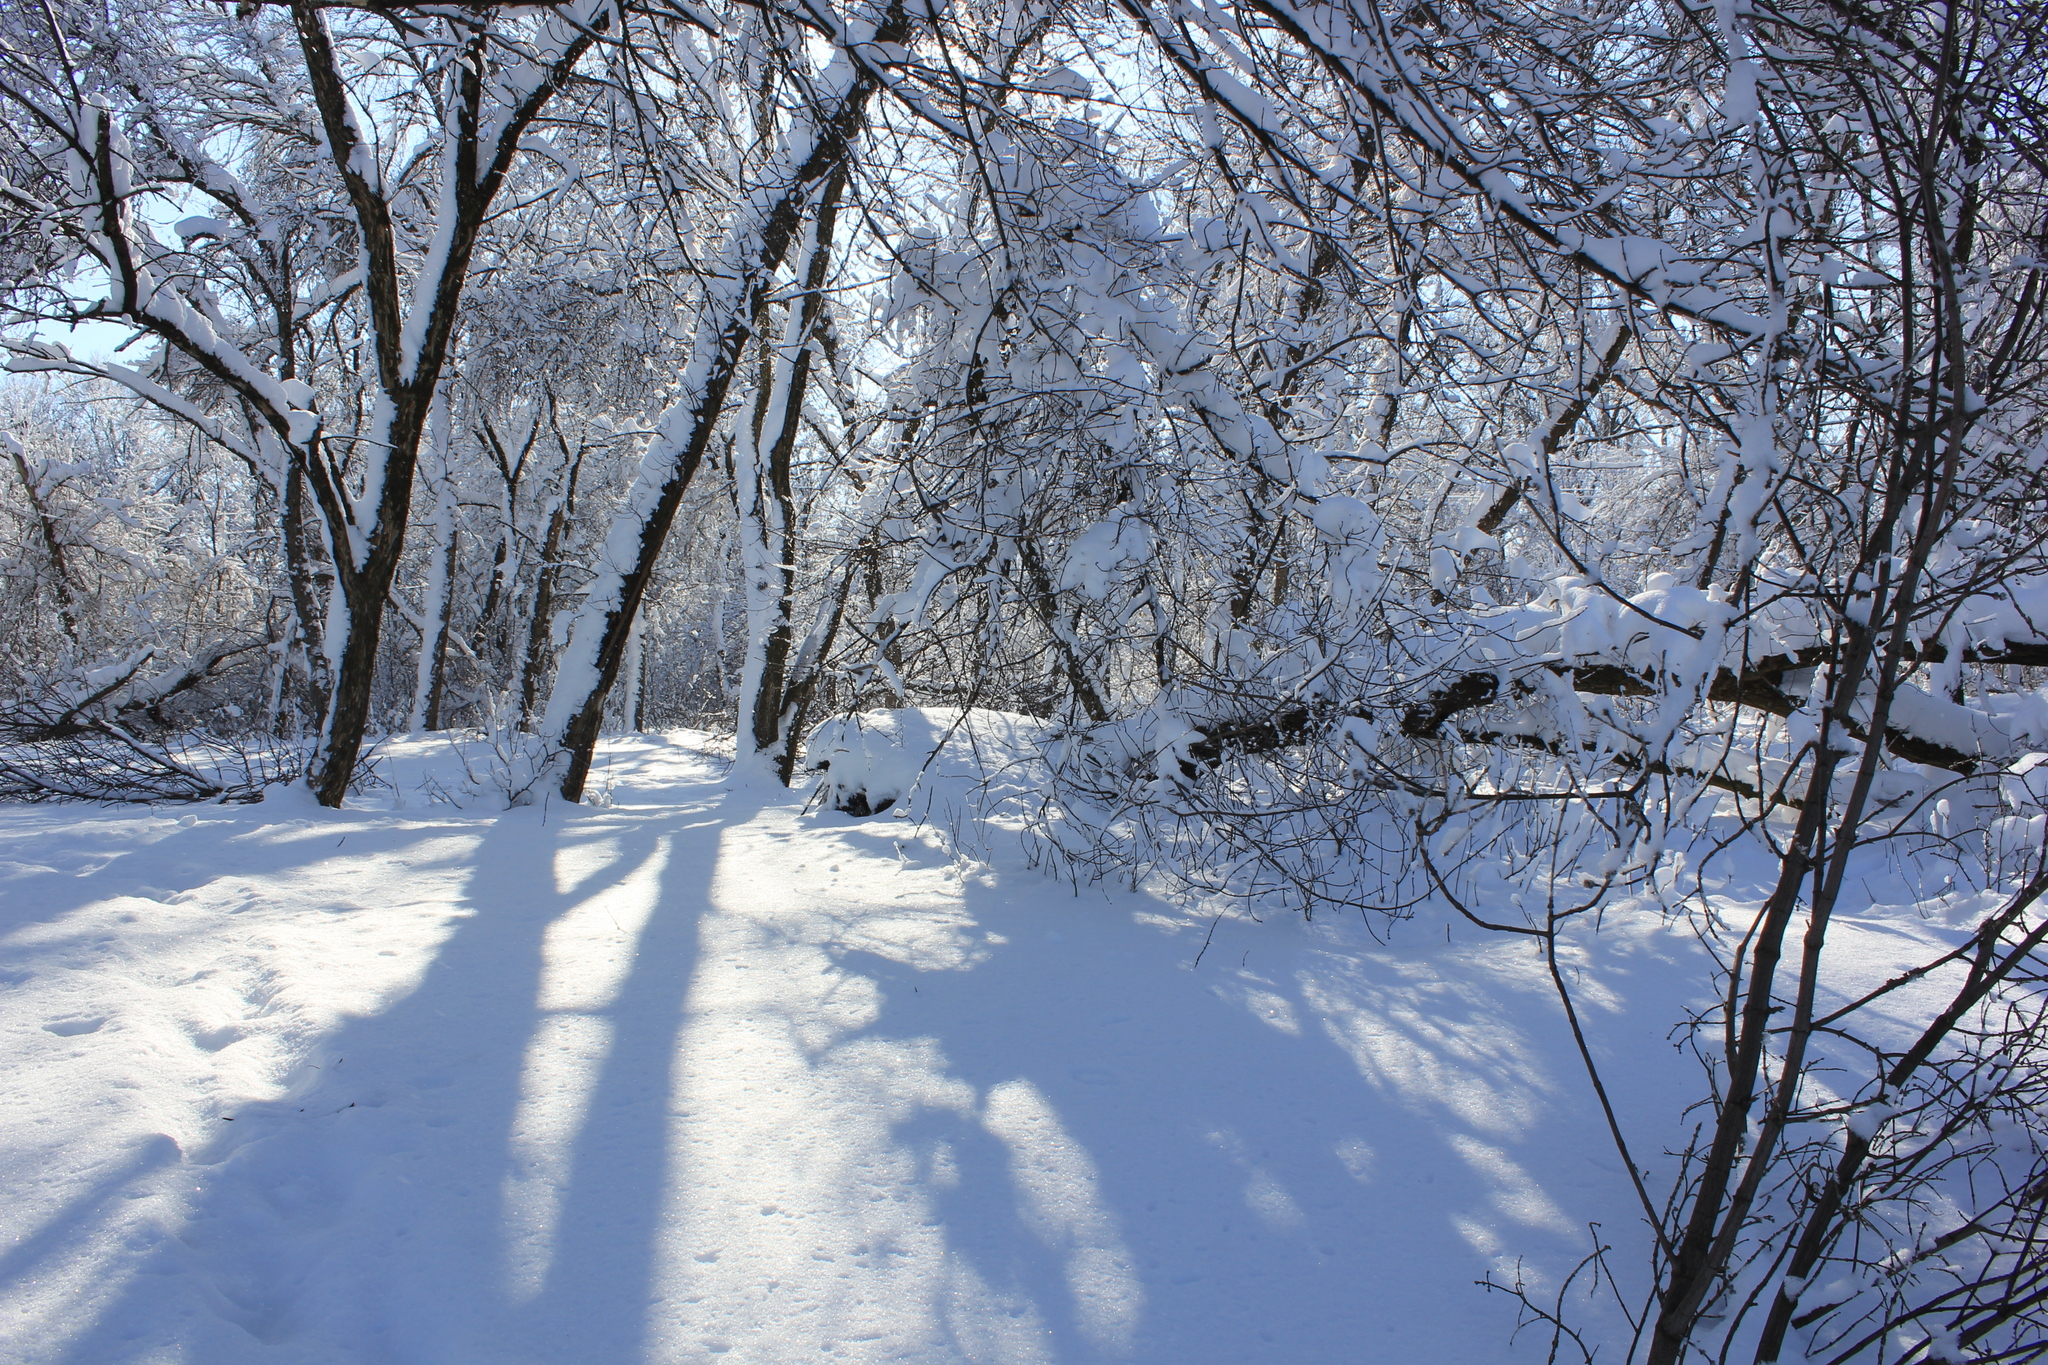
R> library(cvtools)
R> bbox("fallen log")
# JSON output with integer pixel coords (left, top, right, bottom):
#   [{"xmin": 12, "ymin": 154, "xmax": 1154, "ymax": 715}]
[
  {"xmin": 1399, "ymin": 640, "xmax": 2048, "ymax": 775},
  {"xmin": 1156, "ymin": 636, "xmax": 2045, "ymax": 783}
]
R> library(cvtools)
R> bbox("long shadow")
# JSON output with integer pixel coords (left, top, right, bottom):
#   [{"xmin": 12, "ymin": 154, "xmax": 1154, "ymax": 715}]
[
  {"xmin": 829, "ymin": 931, "xmax": 1404, "ymax": 1364},
  {"xmin": 494, "ymin": 793, "xmax": 757, "ymax": 1362},
  {"xmin": 20, "ymin": 758, "xmax": 1670, "ymax": 1365},
  {"xmin": 812, "ymin": 860, "xmax": 1651, "ymax": 1365},
  {"xmin": 49, "ymin": 791, "xmax": 723, "ymax": 1365},
  {"xmin": 0, "ymin": 1132, "xmax": 186, "ymax": 1289},
  {"xmin": 0, "ymin": 801, "xmax": 475, "ymax": 946}
]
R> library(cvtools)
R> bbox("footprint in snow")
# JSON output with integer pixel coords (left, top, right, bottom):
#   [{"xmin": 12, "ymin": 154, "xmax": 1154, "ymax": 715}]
[
  {"xmin": 44, "ymin": 1016, "xmax": 107, "ymax": 1036},
  {"xmin": 190, "ymin": 1024, "xmax": 246, "ymax": 1052}
]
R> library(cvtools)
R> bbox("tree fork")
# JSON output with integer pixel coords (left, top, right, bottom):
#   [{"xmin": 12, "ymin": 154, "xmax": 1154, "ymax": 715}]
[{"xmin": 548, "ymin": 1, "xmax": 910, "ymax": 802}]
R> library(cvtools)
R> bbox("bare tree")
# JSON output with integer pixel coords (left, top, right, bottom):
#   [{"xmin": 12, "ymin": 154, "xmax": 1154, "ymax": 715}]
[{"xmin": 2, "ymin": 0, "xmax": 613, "ymax": 803}]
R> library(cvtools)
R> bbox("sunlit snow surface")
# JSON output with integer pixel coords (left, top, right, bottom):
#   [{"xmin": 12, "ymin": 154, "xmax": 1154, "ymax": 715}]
[{"xmin": 0, "ymin": 716, "xmax": 1944, "ymax": 1364}]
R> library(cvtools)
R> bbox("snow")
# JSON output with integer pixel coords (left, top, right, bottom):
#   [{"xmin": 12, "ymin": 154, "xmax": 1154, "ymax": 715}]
[
  {"xmin": 809, "ymin": 716, "xmax": 912, "ymax": 815},
  {"xmin": 1060, "ymin": 514, "xmax": 1154, "ymax": 601},
  {"xmin": 1722, "ymin": 60, "xmax": 1759, "ymax": 128},
  {"xmin": 1843, "ymin": 1103, "xmax": 1895, "ymax": 1142},
  {"xmin": 0, "ymin": 720, "xmax": 1925, "ymax": 1364}
]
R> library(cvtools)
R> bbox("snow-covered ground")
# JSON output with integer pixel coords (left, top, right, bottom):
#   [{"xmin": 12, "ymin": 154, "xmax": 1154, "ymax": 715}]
[{"xmin": 0, "ymin": 718, "xmax": 1950, "ymax": 1364}]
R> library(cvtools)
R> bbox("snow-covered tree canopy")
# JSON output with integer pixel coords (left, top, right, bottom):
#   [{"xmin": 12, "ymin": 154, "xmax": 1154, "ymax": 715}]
[{"xmin": 6, "ymin": 0, "xmax": 2048, "ymax": 1357}]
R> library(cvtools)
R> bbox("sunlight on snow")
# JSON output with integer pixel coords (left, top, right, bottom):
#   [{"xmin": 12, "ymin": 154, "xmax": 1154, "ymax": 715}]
[
  {"xmin": 1203, "ymin": 1129, "xmax": 1308, "ymax": 1230},
  {"xmin": 983, "ymin": 1080, "xmax": 1145, "ymax": 1348},
  {"xmin": 1238, "ymin": 986, "xmax": 1303, "ymax": 1036},
  {"xmin": 1446, "ymin": 1134, "xmax": 1574, "ymax": 1235},
  {"xmin": 538, "ymin": 836, "xmax": 672, "ymax": 1012},
  {"xmin": 1295, "ymin": 957, "xmax": 1583, "ymax": 1265},
  {"xmin": 1333, "ymin": 1135, "xmax": 1378, "ymax": 1183},
  {"xmin": 502, "ymin": 836, "xmax": 672, "ymax": 1299},
  {"xmin": 1298, "ymin": 970, "xmax": 1556, "ymax": 1136},
  {"xmin": 501, "ymin": 1011, "xmax": 615, "ymax": 1302},
  {"xmin": 629, "ymin": 816, "xmax": 1141, "ymax": 1363}
]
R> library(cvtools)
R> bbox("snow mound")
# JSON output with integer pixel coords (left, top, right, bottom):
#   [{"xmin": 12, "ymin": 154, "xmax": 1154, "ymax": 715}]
[{"xmin": 809, "ymin": 713, "xmax": 913, "ymax": 816}]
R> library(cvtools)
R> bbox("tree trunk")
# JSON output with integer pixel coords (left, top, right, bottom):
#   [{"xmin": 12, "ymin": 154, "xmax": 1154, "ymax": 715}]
[
  {"xmin": 521, "ymin": 502, "xmax": 569, "ymax": 732},
  {"xmin": 289, "ymin": 0, "xmax": 604, "ymax": 805},
  {"xmin": 424, "ymin": 529, "xmax": 459, "ymax": 732},
  {"xmin": 410, "ymin": 481, "xmax": 459, "ymax": 732},
  {"xmin": 737, "ymin": 165, "xmax": 847, "ymax": 783},
  {"xmin": 543, "ymin": 4, "xmax": 907, "ymax": 801}
]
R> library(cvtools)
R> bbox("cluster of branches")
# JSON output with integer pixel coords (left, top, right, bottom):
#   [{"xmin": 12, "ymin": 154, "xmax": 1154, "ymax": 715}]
[{"xmin": 6, "ymin": 0, "xmax": 2048, "ymax": 1359}]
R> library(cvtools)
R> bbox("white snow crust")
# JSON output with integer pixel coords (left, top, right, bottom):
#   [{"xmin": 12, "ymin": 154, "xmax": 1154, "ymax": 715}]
[{"xmin": 0, "ymin": 716, "xmax": 1966, "ymax": 1363}]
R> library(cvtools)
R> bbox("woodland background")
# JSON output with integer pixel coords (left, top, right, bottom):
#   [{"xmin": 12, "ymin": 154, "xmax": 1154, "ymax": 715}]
[{"xmin": 4, "ymin": 0, "xmax": 2048, "ymax": 1359}]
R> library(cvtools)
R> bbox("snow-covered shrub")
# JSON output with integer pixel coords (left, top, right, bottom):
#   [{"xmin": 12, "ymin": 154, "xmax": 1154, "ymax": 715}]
[
  {"xmin": 428, "ymin": 695, "xmax": 561, "ymax": 810},
  {"xmin": 806, "ymin": 714, "xmax": 911, "ymax": 817}
]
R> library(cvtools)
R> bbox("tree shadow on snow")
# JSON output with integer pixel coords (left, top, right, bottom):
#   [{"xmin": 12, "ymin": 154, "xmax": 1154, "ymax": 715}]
[
  {"xmin": 35, "ymin": 765, "xmax": 1678, "ymax": 1365},
  {"xmin": 810, "ymin": 865, "xmax": 1665, "ymax": 1365},
  {"xmin": 51, "ymin": 787, "xmax": 728, "ymax": 1365}
]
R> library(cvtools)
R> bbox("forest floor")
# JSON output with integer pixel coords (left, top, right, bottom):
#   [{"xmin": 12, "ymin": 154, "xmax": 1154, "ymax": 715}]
[{"xmin": 0, "ymin": 715, "xmax": 1953, "ymax": 1364}]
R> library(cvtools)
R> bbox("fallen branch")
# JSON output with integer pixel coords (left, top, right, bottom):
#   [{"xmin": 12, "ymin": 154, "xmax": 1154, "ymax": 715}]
[{"xmin": 1399, "ymin": 638, "xmax": 2048, "ymax": 774}]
